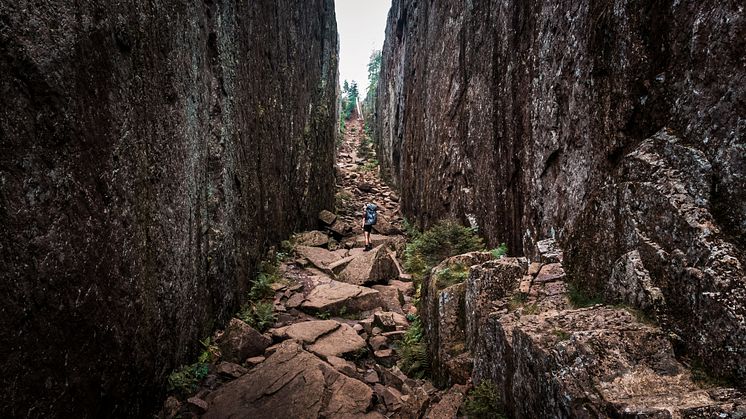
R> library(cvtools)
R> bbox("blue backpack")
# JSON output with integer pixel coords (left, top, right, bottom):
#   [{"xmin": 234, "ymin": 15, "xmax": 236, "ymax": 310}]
[{"xmin": 365, "ymin": 204, "xmax": 378, "ymax": 225}]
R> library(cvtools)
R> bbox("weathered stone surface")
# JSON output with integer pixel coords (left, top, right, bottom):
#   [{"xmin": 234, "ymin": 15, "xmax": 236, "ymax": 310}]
[
  {"xmin": 376, "ymin": 0, "xmax": 745, "ymax": 382},
  {"xmin": 300, "ymin": 279, "xmax": 380, "ymax": 315},
  {"xmin": 421, "ymin": 252, "xmax": 496, "ymax": 386},
  {"xmin": 424, "ymin": 384, "xmax": 467, "ymax": 419},
  {"xmin": 605, "ymin": 250, "xmax": 665, "ymax": 312},
  {"xmin": 215, "ymin": 362, "xmax": 248, "ymax": 379},
  {"xmin": 475, "ymin": 305, "xmax": 745, "ymax": 418},
  {"xmin": 372, "ymin": 214, "xmax": 401, "ymax": 235},
  {"xmin": 0, "ymin": 0, "xmax": 338, "ymax": 415},
  {"xmin": 271, "ymin": 319, "xmax": 339, "ymax": 344},
  {"xmin": 204, "ymin": 341, "xmax": 373, "ymax": 419},
  {"xmin": 369, "ymin": 335, "xmax": 388, "ymax": 351},
  {"xmin": 295, "ymin": 245, "xmax": 342, "ymax": 272},
  {"xmin": 534, "ymin": 263, "xmax": 565, "ymax": 283},
  {"xmin": 373, "ymin": 312, "xmax": 408, "ymax": 332},
  {"xmin": 319, "ymin": 210, "xmax": 338, "ymax": 226},
  {"xmin": 307, "ymin": 323, "xmax": 367, "ymax": 359},
  {"xmin": 372, "ymin": 284, "xmax": 405, "ymax": 314},
  {"xmin": 338, "ymin": 245, "xmax": 399, "ymax": 285},
  {"xmin": 186, "ymin": 397, "xmax": 208, "ymax": 414},
  {"xmin": 216, "ymin": 319, "xmax": 271, "ymax": 364},
  {"xmin": 295, "ymin": 231, "xmax": 330, "ymax": 247},
  {"xmin": 568, "ymin": 130, "xmax": 746, "ymax": 380}
]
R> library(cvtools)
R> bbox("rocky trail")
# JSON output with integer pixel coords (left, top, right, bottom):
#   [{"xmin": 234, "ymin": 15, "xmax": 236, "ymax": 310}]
[
  {"xmin": 159, "ymin": 116, "xmax": 462, "ymax": 418},
  {"xmin": 158, "ymin": 117, "xmax": 746, "ymax": 418}
]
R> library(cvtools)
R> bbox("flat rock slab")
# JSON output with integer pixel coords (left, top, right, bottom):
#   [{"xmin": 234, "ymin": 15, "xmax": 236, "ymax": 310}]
[
  {"xmin": 318, "ymin": 210, "xmax": 337, "ymax": 225},
  {"xmin": 535, "ymin": 262, "xmax": 565, "ymax": 283},
  {"xmin": 308, "ymin": 323, "xmax": 367, "ymax": 358},
  {"xmin": 338, "ymin": 245, "xmax": 399, "ymax": 286},
  {"xmin": 300, "ymin": 279, "xmax": 380, "ymax": 315},
  {"xmin": 204, "ymin": 341, "xmax": 373, "ymax": 419},
  {"xmin": 271, "ymin": 320, "xmax": 340, "ymax": 343},
  {"xmin": 295, "ymin": 246, "xmax": 341, "ymax": 271}
]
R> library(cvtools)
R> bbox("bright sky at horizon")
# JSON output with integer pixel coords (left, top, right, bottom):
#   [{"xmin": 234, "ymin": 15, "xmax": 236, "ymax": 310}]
[{"xmin": 335, "ymin": 0, "xmax": 391, "ymax": 94}]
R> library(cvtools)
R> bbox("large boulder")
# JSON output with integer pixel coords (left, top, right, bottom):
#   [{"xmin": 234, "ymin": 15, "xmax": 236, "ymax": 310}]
[
  {"xmin": 337, "ymin": 245, "xmax": 399, "ymax": 286},
  {"xmin": 295, "ymin": 245, "xmax": 341, "ymax": 272},
  {"xmin": 294, "ymin": 231, "xmax": 330, "ymax": 247},
  {"xmin": 216, "ymin": 319, "xmax": 271, "ymax": 363},
  {"xmin": 271, "ymin": 320, "xmax": 367, "ymax": 359},
  {"xmin": 203, "ymin": 341, "xmax": 375, "ymax": 419},
  {"xmin": 300, "ymin": 279, "xmax": 380, "ymax": 315}
]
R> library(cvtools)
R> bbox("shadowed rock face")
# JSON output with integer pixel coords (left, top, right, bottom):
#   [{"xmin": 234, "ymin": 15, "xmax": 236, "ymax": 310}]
[
  {"xmin": 376, "ymin": 0, "xmax": 744, "ymax": 381},
  {"xmin": 0, "ymin": 0, "xmax": 337, "ymax": 416}
]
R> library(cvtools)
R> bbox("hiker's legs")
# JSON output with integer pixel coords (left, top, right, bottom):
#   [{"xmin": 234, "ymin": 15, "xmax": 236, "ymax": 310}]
[{"xmin": 363, "ymin": 224, "xmax": 372, "ymax": 249}]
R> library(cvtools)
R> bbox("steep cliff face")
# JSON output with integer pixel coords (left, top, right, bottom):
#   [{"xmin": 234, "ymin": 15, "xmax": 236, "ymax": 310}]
[
  {"xmin": 376, "ymin": 0, "xmax": 744, "ymax": 382},
  {"xmin": 0, "ymin": 0, "xmax": 337, "ymax": 416}
]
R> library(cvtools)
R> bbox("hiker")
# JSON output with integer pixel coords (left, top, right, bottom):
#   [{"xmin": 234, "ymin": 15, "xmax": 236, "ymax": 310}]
[{"xmin": 362, "ymin": 203, "xmax": 378, "ymax": 251}]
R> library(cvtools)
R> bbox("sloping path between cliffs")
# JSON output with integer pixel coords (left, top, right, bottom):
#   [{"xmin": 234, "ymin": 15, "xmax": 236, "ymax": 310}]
[{"xmin": 159, "ymin": 115, "xmax": 466, "ymax": 418}]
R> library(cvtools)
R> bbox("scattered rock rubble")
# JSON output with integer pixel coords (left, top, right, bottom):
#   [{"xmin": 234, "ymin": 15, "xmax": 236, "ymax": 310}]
[
  {"xmin": 159, "ymin": 118, "xmax": 745, "ymax": 418},
  {"xmin": 158, "ymin": 118, "xmax": 456, "ymax": 419}
]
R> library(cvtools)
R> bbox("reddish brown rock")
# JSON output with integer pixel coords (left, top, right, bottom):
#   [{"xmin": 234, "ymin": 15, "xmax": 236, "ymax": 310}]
[
  {"xmin": 295, "ymin": 231, "xmax": 330, "ymax": 247},
  {"xmin": 204, "ymin": 341, "xmax": 373, "ymax": 419},
  {"xmin": 372, "ymin": 284, "xmax": 405, "ymax": 314},
  {"xmin": 338, "ymin": 245, "xmax": 399, "ymax": 286},
  {"xmin": 534, "ymin": 263, "xmax": 565, "ymax": 283},
  {"xmin": 187, "ymin": 397, "xmax": 208, "ymax": 414},
  {"xmin": 376, "ymin": 0, "xmax": 746, "ymax": 384},
  {"xmin": 216, "ymin": 362, "xmax": 248, "ymax": 379},
  {"xmin": 295, "ymin": 246, "xmax": 341, "ymax": 272},
  {"xmin": 300, "ymin": 278, "xmax": 380, "ymax": 315},
  {"xmin": 307, "ymin": 323, "xmax": 367, "ymax": 359},
  {"xmin": 319, "ymin": 210, "xmax": 337, "ymax": 226},
  {"xmin": 216, "ymin": 319, "xmax": 271, "ymax": 363}
]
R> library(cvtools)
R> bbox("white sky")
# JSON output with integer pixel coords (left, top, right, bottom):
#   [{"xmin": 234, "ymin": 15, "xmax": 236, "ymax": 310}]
[{"xmin": 335, "ymin": 0, "xmax": 392, "ymax": 94}]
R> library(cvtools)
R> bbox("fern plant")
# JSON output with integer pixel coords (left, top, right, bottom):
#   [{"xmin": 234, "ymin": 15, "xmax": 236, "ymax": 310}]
[{"xmin": 397, "ymin": 316, "xmax": 429, "ymax": 378}]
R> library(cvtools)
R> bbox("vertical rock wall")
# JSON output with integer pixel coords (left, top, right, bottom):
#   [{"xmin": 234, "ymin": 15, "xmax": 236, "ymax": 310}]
[
  {"xmin": 376, "ymin": 0, "xmax": 745, "ymax": 381},
  {"xmin": 0, "ymin": 0, "xmax": 338, "ymax": 416}
]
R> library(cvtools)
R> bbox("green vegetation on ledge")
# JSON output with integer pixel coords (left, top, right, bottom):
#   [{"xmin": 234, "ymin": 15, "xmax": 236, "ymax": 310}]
[{"xmin": 403, "ymin": 219, "xmax": 485, "ymax": 281}]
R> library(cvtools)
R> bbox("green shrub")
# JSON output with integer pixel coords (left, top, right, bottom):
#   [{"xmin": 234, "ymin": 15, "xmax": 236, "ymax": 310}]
[
  {"xmin": 462, "ymin": 380, "xmax": 506, "ymax": 419},
  {"xmin": 248, "ymin": 272, "xmax": 275, "ymax": 301},
  {"xmin": 167, "ymin": 362, "xmax": 209, "ymax": 396},
  {"xmin": 397, "ymin": 316, "xmax": 429, "ymax": 379},
  {"xmin": 237, "ymin": 302, "xmax": 276, "ymax": 332},
  {"xmin": 403, "ymin": 219, "xmax": 485, "ymax": 280},
  {"xmin": 251, "ymin": 302, "xmax": 276, "ymax": 332},
  {"xmin": 402, "ymin": 218, "xmax": 421, "ymax": 240},
  {"xmin": 197, "ymin": 337, "xmax": 220, "ymax": 364},
  {"xmin": 490, "ymin": 243, "xmax": 508, "ymax": 259}
]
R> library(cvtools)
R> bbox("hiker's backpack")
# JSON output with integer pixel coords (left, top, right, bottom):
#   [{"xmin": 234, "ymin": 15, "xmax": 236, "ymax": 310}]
[{"xmin": 365, "ymin": 204, "xmax": 378, "ymax": 225}]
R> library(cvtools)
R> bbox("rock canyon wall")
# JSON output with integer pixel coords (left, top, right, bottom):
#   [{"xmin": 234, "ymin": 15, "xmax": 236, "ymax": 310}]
[
  {"xmin": 376, "ymin": 0, "xmax": 744, "ymax": 384},
  {"xmin": 0, "ymin": 0, "xmax": 337, "ymax": 416}
]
